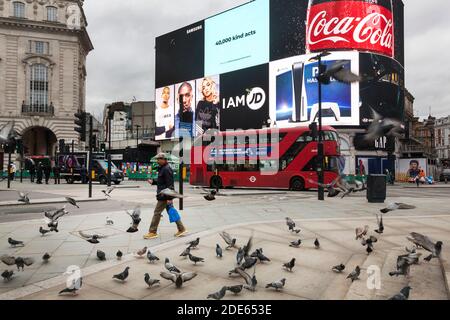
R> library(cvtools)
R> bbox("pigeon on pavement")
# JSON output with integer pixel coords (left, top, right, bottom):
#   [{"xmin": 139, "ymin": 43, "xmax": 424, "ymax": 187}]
[
  {"xmin": 1, "ymin": 270, "xmax": 14, "ymax": 282},
  {"xmin": 39, "ymin": 227, "xmax": 51, "ymax": 236},
  {"xmin": 96, "ymin": 250, "xmax": 106, "ymax": 261},
  {"xmin": 102, "ymin": 186, "xmax": 116, "ymax": 198},
  {"xmin": 79, "ymin": 231, "xmax": 106, "ymax": 244},
  {"xmin": 282, "ymin": 258, "xmax": 296, "ymax": 272},
  {"xmin": 236, "ymin": 248, "xmax": 245, "ymax": 265},
  {"xmin": 106, "ymin": 217, "xmax": 114, "ymax": 225},
  {"xmin": 332, "ymin": 264, "xmax": 346, "ymax": 273},
  {"xmin": 207, "ymin": 286, "xmax": 227, "ymax": 300},
  {"xmin": 204, "ymin": 189, "xmax": 217, "ymax": 201},
  {"xmin": 289, "ymin": 239, "xmax": 302, "ymax": 248},
  {"xmin": 375, "ymin": 214, "xmax": 384, "ymax": 234},
  {"xmin": 165, "ymin": 258, "xmax": 181, "ymax": 273},
  {"xmin": 389, "ymin": 255, "xmax": 413, "ymax": 277},
  {"xmin": 219, "ymin": 231, "xmax": 237, "ymax": 249},
  {"xmin": 226, "ymin": 284, "xmax": 243, "ymax": 295},
  {"xmin": 347, "ymin": 266, "xmax": 361, "ymax": 282},
  {"xmin": 147, "ymin": 250, "xmax": 160, "ymax": 263},
  {"xmin": 7, "ymin": 237, "xmax": 24, "ymax": 247},
  {"xmin": 160, "ymin": 271, "xmax": 197, "ymax": 288},
  {"xmin": 42, "ymin": 253, "xmax": 51, "ymax": 263},
  {"xmin": 144, "ymin": 273, "xmax": 160, "ymax": 288},
  {"xmin": 116, "ymin": 250, "xmax": 123, "ymax": 260},
  {"xmin": 285, "ymin": 217, "xmax": 296, "ymax": 232},
  {"xmin": 125, "ymin": 206, "xmax": 141, "ymax": 233},
  {"xmin": 252, "ymin": 249, "xmax": 271, "ymax": 263},
  {"xmin": 265, "ymin": 278, "xmax": 286, "ymax": 291},
  {"xmin": 235, "ymin": 267, "xmax": 257, "ymax": 292},
  {"xmin": 241, "ymin": 256, "xmax": 258, "ymax": 270},
  {"xmin": 188, "ymin": 253, "xmax": 204, "ymax": 265},
  {"xmin": 355, "ymin": 226, "xmax": 369, "ymax": 240},
  {"xmin": 59, "ymin": 276, "xmax": 82, "ymax": 296},
  {"xmin": 180, "ymin": 247, "xmax": 191, "ymax": 258},
  {"xmin": 380, "ymin": 203, "xmax": 416, "ymax": 214},
  {"xmin": 314, "ymin": 238, "xmax": 321, "ymax": 249},
  {"xmin": 361, "ymin": 235, "xmax": 378, "ymax": 255},
  {"xmin": 389, "ymin": 286, "xmax": 412, "ymax": 300},
  {"xmin": 216, "ymin": 244, "xmax": 223, "ymax": 258},
  {"xmin": 112, "ymin": 267, "xmax": 130, "ymax": 282},
  {"xmin": 407, "ymin": 232, "xmax": 442, "ymax": 261},
  {"xmin": 135, "ymin": 246, "xmax": 148, "ymax": 257},
  {"xmin": 187, "ymin": 237, "xmax": 200, "ymax": 249},
  {"xmin": 18, "ymin": 192, "xmax": 30, "ymax": 204}
]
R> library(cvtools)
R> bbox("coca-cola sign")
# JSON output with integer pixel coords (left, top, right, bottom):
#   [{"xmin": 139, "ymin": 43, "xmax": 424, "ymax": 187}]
[{"xmin": 307, "ymin": 0, "xmax": 394, "ymax": 57}]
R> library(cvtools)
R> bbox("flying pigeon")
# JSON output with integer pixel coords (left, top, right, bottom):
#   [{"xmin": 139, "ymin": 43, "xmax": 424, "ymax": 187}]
[
  {"xmin": 332, "ymin": 264, "xmax": 346, "ymax": 273},
  {"xmin": 0, "ymin": 121, "xmax": 17, "ymax": 144},
  {"xmin": 48, "ymin": 222, "xmax": 59, "ymax": 233},
  {"xmin": 265, "ymin": 278, "xmax": 286, "ymax": 291},
  {"xmin": 204, "ymin": 189, "xmax": 217, "ymax": 201},
  {"xmin": 375, "ymin": 214, "xmax": 384, "ymax": 234},
  {"xmin": 159, "ymin": 188, "xmax": 184, "ymax": 199},
  {"xmin": 102, "ymin": 186, "xmax": 116, "ymax": 198},
  {"xmin": 147, "ymin": 250, "xmax": 160, "ymax": 263},
  {"xmin": 160, "ymin": 271, "xmax": 197, "ymax": 288},
  {"xmin": 112, "ymin": 267, "xmax": 130, "ymax": 282},
  {"xmin": 79, "ymin": 231, "xmax": 106, "ymax": 244},
  {"xmin": 320, "ymin": 60, "xmax": 362, "ymax": 84},
  {"xmin": 144, "ymin": 273, "xmax": 160, "ymax": 288},
  {"xmin": 347, "ymin": 266, "xmax": 361, "ymax": 282},
  {"xmin": 39, "ymin": 226, "xmax": 51, "ymax": 236},
  {"xmin": 216, "ymin": 244, "xmax": 223, "ymax": 258},
  {"xmin": 407, "ymin": 232, "xmax": 442, "ymax": 261},
  {"xmin": 207, "ymin": 286, "xmax": 227, "ymax": 300},
  {"xmin": 7, "ymin": 238, "xmax": 24, "ymax": 247},
  {"xmin": 363, "ymin": 108, "xmax": 405, "ymax": 142},
  {"xmin": 42, "ymin": 253, "xmax": 51, "ymax": 263},
  {"xmin": 44, "ymin": 206, "xmax": 69, "ymax": 224},
  {"xmin": 241, "ymin": 256, "xmax": 258, "ymax": 270},
  {"xmin": 116, "ymin": 250, "xmax": 123, "ymax": 260},
  {"xmin": 1, "ymin": 255, "xmax": 35, "ymax": 271},
  {"xmin": 96, "ymin": 250, "xmax": 106, "ymax": 261},
  {"xmin": 164, "ymin": 258, "xmax": 181, "ymax": 273},
  {"xmin": 65, "ymin": 197, "xmax": 79, "ymax": 208},
  {"xmin": 17, "ymin": 192, "xmax": 30, "ymax": 204},
  {"xmin": 236, "ymin": 248, "xmax": 245, "ymax": 265},
  {"xmin": 361, "ymin": 235, "xmax": 378, "ymax": 255},
  {"xmin": 226, "ymin": 284, "xmax": 243, "ymax": 295},
  {"xmin": 252, "ymin": 248, "xmax": 271, "ymax": 263},
  {"xmin": 289, "ymin": 239, "xmax": 302, "ymax": 248},
  {"xmin": 282, "ymin": 258, "xmax": 296, "ymax": 272},
  {"xmin": 235, "ymin": 267, "xmax": 257, "ymax": 292},
  {"xmin": 380, "ymin": 203, "xmax": 416, "ymax": 214},
  {"xmin": 389, "ymin": 286, "xmax": 412, "ymax": 300},
  {"xmin": 186, "ymin": 237, "xmax": 200, "ymax": 249},
  {"xmin": 125, "ymin": 206, "xmax": 141, "ymax": 233},
  {"xmin": 1, "ymin": 270, "xmax": 14, "ymax": 282},
  {"xmin": 219, "ymin": 231, "xmax": 237, "ymax": 249},
  {"xmin": 285, "ymin": 217, "xmax": 296, "ymax": 232},
  {"xmin": 188, "ymin": 253, "xmax": 205, "ymax": 265},
  {"xmin": 355, "ymin": 226, "xmax": 369, "ymax": 240},
  {"xmin": 314, "ymin": 238, "xmax": 321, "ymax": 249}
]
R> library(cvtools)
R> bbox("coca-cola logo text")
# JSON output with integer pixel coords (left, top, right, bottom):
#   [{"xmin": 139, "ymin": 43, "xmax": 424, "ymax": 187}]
[{"xmin": 307, "ymin": 1, "xmax": 394, "ymax": 57}]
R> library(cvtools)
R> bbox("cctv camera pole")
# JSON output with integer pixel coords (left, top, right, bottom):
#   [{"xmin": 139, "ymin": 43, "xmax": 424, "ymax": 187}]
[
  {"xmin": 88, "ymin": 115, "xmax": 93, "ymax": 198},
  {"xmin": 317, "ymin": 55, "xmax": 325, "ymax": 201}
]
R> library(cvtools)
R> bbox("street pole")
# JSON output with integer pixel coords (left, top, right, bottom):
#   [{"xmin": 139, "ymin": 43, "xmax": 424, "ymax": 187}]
[
  {"xmin": 135, "ymin": 125, "xmax": 141, "ymax": 173},
  {"xmin": 88, "ymin": 115, "xmax": 93, "ymax": 198},
  {"xmin": 7, "ymin": 147, "xmax": 12, "ymax": 189},
  {"xmin": 317, "ymin": 55, "xmax": 325, "ymax": 201},
  {"xmin": 179, "ymin": 136, "xmax": 184, "ymax": 210},
  {"xmin": 107, "ymin": 112, "xmax": 112, "ymax": 187},
  {"xmin": 20, "ymin": 147, "xmax": 23, "ymax": 183}
]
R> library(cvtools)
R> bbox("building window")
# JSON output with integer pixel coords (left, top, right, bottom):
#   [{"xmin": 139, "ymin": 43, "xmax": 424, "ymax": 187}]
[
  {"xmin": 29, "ymin": 41, "xmax": 49, "ymax": 55},
  {"xmin": 47, "ymin": 6, "xmax": 57, "ymax": 22},
  {"xmin": 30, "ymin": 64, "xmax": 49, "ymax": 112},
  {"xmin": 13, "ymin": 1, "xmax": 25, "ymax": 18}
]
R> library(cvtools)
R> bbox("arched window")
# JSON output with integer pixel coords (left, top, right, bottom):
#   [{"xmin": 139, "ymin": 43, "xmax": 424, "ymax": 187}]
[
  {"xmin": 13, "ymin": 1, "xmax": 25, "ymax": 18},
  {"xmin": 46, "ymin": 6, "xmax": 57, "ymax": 22},
  {"xmin": 30, "ymin": 64, "xmax": 49, "ymax": 112}
]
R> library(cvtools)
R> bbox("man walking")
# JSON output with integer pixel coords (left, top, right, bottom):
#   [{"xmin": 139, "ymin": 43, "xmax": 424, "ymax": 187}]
[
  {"xmin": 143, "ymin": 153, "xmax": 187, "ymax": 239},
  {"xmin": 53, "ymin": 164, "xmax": 60, "ymax": 184}
]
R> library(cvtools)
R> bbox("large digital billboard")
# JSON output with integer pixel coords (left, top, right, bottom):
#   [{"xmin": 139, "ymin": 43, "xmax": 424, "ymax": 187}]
[{"xmin": 155, "ymin": 0, "xmax": 405, "ymax": 140}]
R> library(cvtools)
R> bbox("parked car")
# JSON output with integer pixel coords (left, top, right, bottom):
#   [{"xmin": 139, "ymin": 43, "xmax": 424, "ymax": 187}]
[{"xmin": 439, "ymin": 169, "xmax": 450, "ymax": 182}]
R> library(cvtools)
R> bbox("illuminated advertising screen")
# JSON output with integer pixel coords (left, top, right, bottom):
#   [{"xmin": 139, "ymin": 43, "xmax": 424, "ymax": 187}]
[{"xmin": 204, "ymin": 0, "xmax": 270, "ymax": 76}]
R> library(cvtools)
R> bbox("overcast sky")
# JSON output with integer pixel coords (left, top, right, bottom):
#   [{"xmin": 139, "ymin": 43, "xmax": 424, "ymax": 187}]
[{"xmin": 83, "ymin": 0, "xmax": 450, "ymax": 119}]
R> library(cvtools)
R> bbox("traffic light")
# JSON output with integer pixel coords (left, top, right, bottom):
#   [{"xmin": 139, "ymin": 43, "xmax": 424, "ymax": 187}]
[
  {"xmin": 74, "ymin": 111, "xmax": 87, "ymax": 142},
  {"xmin": 100, "ymin": 143, "xmax": 106, "ymax": 153},
  {"xmin": 15, "ymin": 139, "xmax": 23, "ymax": 154},
  {"xmin": 90, "ymin": 134, "xmax": 97, "ymax": 150},
  {"xmin": 309, "ymin": 122, "xmax": 318, "ymax": 140}
]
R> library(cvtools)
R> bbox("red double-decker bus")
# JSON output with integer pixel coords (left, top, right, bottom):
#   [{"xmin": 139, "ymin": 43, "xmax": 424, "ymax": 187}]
[{"xmin": 190, "ymin": 126, "xmax": 341, "ymax": 190}]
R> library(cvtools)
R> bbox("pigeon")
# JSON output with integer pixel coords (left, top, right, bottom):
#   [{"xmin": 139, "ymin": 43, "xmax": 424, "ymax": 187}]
[
  {"xmin": 59, "ymin": 276, "xmax": 83, "ymax": 296},
  {"xmin": 204, "ymin": 189, "xmax": 217, "ymax": 201},
  {"xmin": 159, "ymin": 188, "xmax": 184, "ymax": 199},
  {"xmin": 0, "ymin": 121, "xmax": 16, "ymax": 144},
  {"xmin": 164, "ymin": 258, "xmax": 181, "ymax": 273},
  {"xmin": 340, "ymin": 187, "xmax": 355, "ymax": 199},
  {"xmin": 361, "ymin": 236, "xmax": 378, "ymax": 255},
  {"xmin": 236, "ymin": 248, "xmax": 245, "ymax": 265},
  {"xmin": 42, "ymin": 253, "xmax": 51, "ymax": 263},
  {"xmin": 44, "ymin": 206, "xmax": 69, "ymax": 224},
  {"xmin": 253, "ymin": 249, "xmax": 271, "ymax": 263},
  {"xmin": 186, "ymin": 237, "xmax": 200, "ymax": 249},
  {"xmin": 125, "ymin": 206, "xmax": 141, "ymax": 233},
  {"xmin": 389, "ymin": 255, "xmax": 413, "ymax": 277},
  {"xmin": 79, "ymin": 231, "xmax": 106, "ymax": 244},
  {"xmin": 39, "ymin": 226, "xmax": 51, "ymax": 236},
  {"xmin": 285, "ymin": 217, "xmax": 296, "ymax": 231},
  {"xmin": 112, "ymin": 267, "xmax": 130, "ymax": 282},
  {"xmin": 265, "ymin": 278, "xmax": 286, "ymax": 291},
  {"xmin": 102, "ymin": 186, "xmax": 116, "ymax": 198},
  {"xmin": 347, "ymin": 266, "xmax": 361, "ymax": 282},
  {"xmin": 226, "ymin": 284, "xmax": 243, "ymax": 295},
  {"xmin": 160, "ymin": 271, "xmax": 197, "ymax": 288},
  {"xmin": 1, "ymin": 270, "xmax": 14, "ymax": 282},
  {"xmin": 188, "ymin": 253, "xmax": 204, "ymax": 265},
  {"xmin": 136, "ymin": 246, "xmax": 148, "ymax": 257},
  {"xmin": 407, "ymin": 232, "xmax": 442, "ymax": 261},
  {"xmin": 207, "ymin": 286, "xmax": 227, "ymax": 300},
  {"xmin": 355, "ymin": 226, "xmax": 369, "ymax": 240},
  {"xmin": 314, "ymin": 238, "xmax": 321, "ymax": 249},
  {"xmin": 147, "ymin": 250, "xmax": 160, "ymax": 263},
  {"xmin": 241, "ymin": 256, "xmax": 258, "ymax": 270},
  {"xmin": 106, "ymin": 217, "xmax": 114, "ymax": 225},
  {"xmin": 17, "ymin": 192, "xmax": 30, "ymax": 204},
  {"xmin": 289, "ymin": 239, "xmax": 302, "ymax": 248},
  {"xmin": 116, "ymin": 250, "xmax": 123, "ymax": 260},
  {"xmin": 380, "ymin": 203, "xmax": 416, "ymax": 214},
  {"xmin": 219, "ymin": 231, "xmax": 237, "ymax": 249},
  {"xmin": 96, "ymin": 250, "xmax": 106, "ymax": 261},
  {"xmin": 235, "ymin": 267, "xmax": 257, "ymax": 292},
  {"xmin": 283, "ymin": 258, "xmax": 296, "ymax": 272},
  {"xmin": 65, "ymin": 197, "xmax": 79, "ymax": 208},
  {"xmin": 1, "ymin": 255, "xmax": 35, "ymax": 271},
  {"xmin": 353, "ymin": 180, "xmax": 367, "ymax": 193},
  {"xmin": 48, "ymin": 222, "xmax": 59, "ymax": 233},
  {"xmin": 363, "ymin": 108, "xmax": 404, "ymax": 142},
  {"xmin": 320, "ymin": 60, "xmax": 361, "ymax": 84},
  {"xmin": 332, "ymin": 264, "xmax": 346, "ymax": 273},
  {"xmin": 216, "ymin": 244, "xmax": 223, "ymax": 258},
  {"xmin": 144, "ymin": 273, "xmax": 160, "ymax": 288},
  {"xmin": 375, "ymin": 214, "xmax": 384, "ymax": 234},
  {"xmin": 7, "ymin": 238, "xmax": 24, "ymax": 247},
  {"xmin": 179, "ymin": 247, "xmax": 191, "ymax": 258},
  {"xmin": 389, "ymin": 286, "xmax": 412, "ymax": 300}
]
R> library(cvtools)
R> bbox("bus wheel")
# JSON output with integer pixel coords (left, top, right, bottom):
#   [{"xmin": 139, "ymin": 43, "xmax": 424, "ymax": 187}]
[
  {"xmin": 66, "ymin": 177, "xmax": 74, "ymax": 184},
  {"xmin": 99, "ymin": 176, "xmax": 107, "ymax": 185},
  {"xmin": 290, "ymin": 177, "xmax": 305, "ymax": 191},
  {"xmin": 210, "ymin": 176, "xmax": 223, "ymax": 189}
]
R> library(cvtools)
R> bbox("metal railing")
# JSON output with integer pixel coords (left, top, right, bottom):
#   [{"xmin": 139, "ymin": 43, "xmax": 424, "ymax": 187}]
[{"xmin": 21, "ymin": 103, "xmax": 54, "ymax": 116}]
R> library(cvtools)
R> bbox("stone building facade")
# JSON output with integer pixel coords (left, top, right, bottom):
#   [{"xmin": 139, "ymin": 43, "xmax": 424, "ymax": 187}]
[{"xmin": 0, "ymin": 0, "xmax": 93, "ymax": 170}]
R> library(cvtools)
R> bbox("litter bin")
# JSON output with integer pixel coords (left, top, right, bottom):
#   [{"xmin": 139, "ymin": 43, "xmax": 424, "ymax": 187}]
[{"xmin": 366, "ymin": 174, "xmax": 386, "ymax": 203}]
